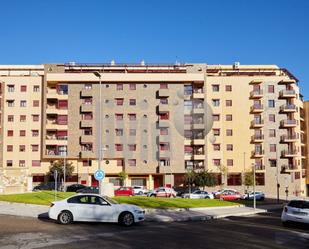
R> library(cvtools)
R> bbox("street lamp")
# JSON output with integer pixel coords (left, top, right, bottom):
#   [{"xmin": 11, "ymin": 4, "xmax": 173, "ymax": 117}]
[{"xmin": 93, "ymin": 71, "xmax": 103, "ymax": 194}]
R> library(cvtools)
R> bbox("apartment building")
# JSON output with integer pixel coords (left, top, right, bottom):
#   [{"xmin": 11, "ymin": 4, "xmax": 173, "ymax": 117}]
[{"xmin": 0, "ymin": 63, "xmax": 307, "ymax": 198}]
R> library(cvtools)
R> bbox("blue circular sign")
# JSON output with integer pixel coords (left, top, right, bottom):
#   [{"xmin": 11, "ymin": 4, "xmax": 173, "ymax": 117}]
[{"xmin": 94, "ymin": 169, "xmax": 105, "ymax": 181}]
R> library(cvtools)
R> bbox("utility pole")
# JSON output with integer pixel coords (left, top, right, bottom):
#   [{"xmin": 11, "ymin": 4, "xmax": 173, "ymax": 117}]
[
  {"xmin": 63, "ymin": 157, "xmax": 66, "ymax": 192},
  {"xmin": 252, "ymin": 163, "xmax": 256, "ymax": 210}
]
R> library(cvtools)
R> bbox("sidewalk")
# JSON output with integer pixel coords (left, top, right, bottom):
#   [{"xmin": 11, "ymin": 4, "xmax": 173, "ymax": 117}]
[{"xmin": 0, "ymin": 201, "xmax": 280, "ymax": 222}]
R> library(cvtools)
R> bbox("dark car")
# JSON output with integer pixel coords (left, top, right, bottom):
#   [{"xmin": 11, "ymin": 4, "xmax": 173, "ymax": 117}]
[
  {"xmin": 76, "ymin": 186, "xmax": 99, "ymax": 194},
  {"xmin": 33, "ymin": 182, "xmax": 60, "ymax": 191},
  {"xmin": 173, "ymin": 186, "xmax": 199, "ymax": 197},
  {"xmin": 66, "ymin": 184, "xmax": 86, "ymax": 192}
]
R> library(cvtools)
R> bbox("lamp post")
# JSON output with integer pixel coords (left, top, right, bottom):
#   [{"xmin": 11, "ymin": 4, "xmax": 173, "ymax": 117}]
[
  {"xmin": 93, "ymin": 71, "xmax": 103, "ymax": 194},
  {"xmin": 252, "ymin": 163, "xmax": 256, "ymax": 210}
]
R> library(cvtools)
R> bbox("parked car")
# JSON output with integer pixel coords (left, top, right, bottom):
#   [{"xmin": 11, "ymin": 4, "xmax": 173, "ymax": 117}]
[
  {"xmin": 33, "ymin": 182, "xmax": 60, "ymax": 191},
  {"xmin": 76, "ymin": 186, "xmax": 99, "ymax": 194},
  {"xmin": 216, "ymin": 190, "xmax": 241, "ymax": 201},
  {"xmin": 66, "ymin": 184, "xmax": 86, "ymax": 193},
  {"xmin": 173, "ymin": 187, "xmax": 199, "ymax": 197},
  {"xmin": 147, "ymin": 187, "xmax": 177, "ymax": 198},
  {"xmin": 281, "ymin": 199, "xmax": 309, "ymax": 226},
  {"xmin": 213, "ymin": 189, "xmax": 237, "ymax": 198},
  {"xmin": 114, "ymin": 187, "xmax": 134, "ymax": 196},
  {"xmin": 182, "ymin": 190, "xmax": 214, "ymax": 199},
  {"xmin": 241, "ymin": 191, "xmax": 265, "ymax": 201},
  {"xmin": 132, "ymin": 186, "xmax": 148, "ymax": 195},
  {"xmin": 48, "ymin": 194, "xmax": 145, "ymax": 226}
]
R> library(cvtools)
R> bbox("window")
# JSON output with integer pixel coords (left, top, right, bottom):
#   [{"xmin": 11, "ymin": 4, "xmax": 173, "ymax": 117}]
[
  {"xmin": 160, "ymin": 143, "xmax": 170, "ymax": 151},
  {"xmin": 212, "ymin": 85, "xmax": 219, "ymax": 92},
  {"xmin": 226, "ymin": 129, "xmax": 233, "ymax": 136},
  {"xmin": 226, "ymin": 114, "xmax": 232, "ymax": 121},
  {"xmin": 32, "ymin": 145, "xmax": 39, "ymax": 152},
  {"xmin": 184, "ymin": 115, "xmax": 193, "ymax": 124},
  {"xmin": 84, "ymin": 83, "xmax": 92, "ymax": 90},
  {"xmin": 268, "ymin": 100, "xmax": 275, "ymax": 108},
  {"xmin": 128, "ymin": 144, "xmax": 136, "ymax": 151},
  {"xmin": 117, "ymin": 159, "xmax": 124, "ymax": 167},
  {"xmin": 8, "ymin": 115, "xmax": 14, "ymax": 122},
  {"xmin": 128, "ymin": 159, "xmax": 136, "ymax": 166},
  {"xmin": 32, "ymin": 115, "xmax": 39, "ymax": 122},
  {"xmin": 57, "ymin": 85, "xmax": 68, "ymax": 95},
  {"xmin": 7, "ymin": 130, "xmax": 13, "ymax": 136},
  {"xmin": 20, "ymin": 85, "xmax": 27, "ymax": 92},
  {"xmin": 213, "ymin": 114, "xmax": 220, "ymax": 121},
  {"xmin": 269, "ymin": 129, "xmax": 276, "ymax": 137},
  {"xmin": 20, "ymin": 130, "xmax": 26, "ymax": 136},
  {"xmin": 109, "ymin": 178, "xmax": 122, "ymax": 186},
  {"xmin": 57, "ymin": 115, "xmax": 67, "ymax": 125},
  {"xmin": 58, "ymin": 100, "xmax": 68, "ymax": 109},
  {"xmin": 7, "ymin": 100, "xmax": 14, "ymax": 107},
  {"xmin": 256, "ymin": 173, "xmax": 265, "ymax": 185},
  {"xmin": 213, "ymin": 129, "xmax": 220, "ymax": 136},
  {"xmin": 269, "ymin": 159, "xmax": 276, "ymax": 167},
  {"xmin": 128, "ymin": 114, "xmax": 136, "ymax": 121},
  {"xmin": 160, "ymin": 98, "xmax": 168, "ymax": 104},
  {"xmin": 225, "ymin": 85, "xmax": 232, "ymax": 92},
  {"xmin": 270, "ymin": 144, "xmax": 276, "ymax": 152},
  {"xmin": 129, "ymin": 129, "xmax": 136, "ymax": 136},
  {"xmin": 213, "ymin": 159, "xmax": 221, "ymax": 166},
  {"xmin": 19, "ymin": 160, "xmax": 25, "ymax": 167},
  {"xmin": 83, "ymin": 113, "xmax": 93, "ymax": 120},
  {"xmin": 7, "ymin": 145, "xmax": 13, "ymax": 152},
  {"xmin": 33, "ymin": 100, "xmax": 39, "ymax": 107},
  {"xmin": 83, "ymin": 98, "xmax": 92, "ymax": 105},
  {"xmin": 116, "ymin": 83, "xmax": 123, "ymax": 90},
  {"xmin": 83, "ymin": 160, "xmax": 92, "ymax": 167},
  {"xmin": 129, "ymin": 99, "xmax": 136, "ymax": 106},
  {"xmin": 269, "ymin": 114, "xmax": 275, "ymax": 122},
  {"xmin": 8, "ymin": 85, "xmax": 15, "ymax": 92},
  {"xmin": 20, "ymin": 100, "xmax": 27, "ymax": 107},
  {"xmin": 20, "ymin": 115, "xmax": 26, "ymax": 122},
  {"xmin": 160, "ymin": 158, "xmax": 170, "ymax": 166},
  {"xmin": 227, "ymin": 174, "xmax": 242, "ymax": 186},
  {"xmin": 115, "ymin": 114, "xmax": 123, "ymax": 121},
  {"xmin": 115, "ymin": 98, "xmax": 124, "ymax": 106},
  {"xmin": 227, "ymin": 144, "xmax": 233, "ymax": 151},
  {"xmin": 268, "ymin": 85, "xmax": 274, "ymax": 93},
  {"xmin": 213, "ymin": 144, "xmax": 220, "ymax": 151},
  {"xmin": 7, "ymin": 160, "xmax": 13, "ymax": 167},
  {"xmin": 227, "ymin": 159, "xmax": 233, "ymax": 166},
  {"xmin": 32, "ymin": 130, "xmax": 39, "ymax": 137},
  {"xmin": 33, "ymin": 85, "xmax": 40, "ymax": 92},
  {"xmin": 159, "ymin": 112, "xmax": 169, "ymax": 120},
  {"xmin": 226, "ymin": 100, "xmax": 232, "ymax": 107},
  {"xmin": 19, "ymin": 145, "xmax": 25, "ymax": 152},
  {"xmin": 32, "ymin": 160, "xmax": 40, "ymax": 167},
  {"xmin": 160, "ymin": 83, "xmax": 168, "ymax": 89},
  {"xmin": 212, "ymin": 99, "xmax": 220, "ymax": 107},
  {"xmin": 115, "ymin": 129, "xmax": 123, "ymax": 136},
  {"xmin": 131, "ymin": 178, "xmax": 146, "ymax": 186},
  {"xmin": 115, "ymin": 144, "xmax": 123, "ymax": 151},
  {"xmin": 129, "ymin": 84, "xmax": 136, "ymax": 90},
  {"xmin": 160, "ymin": 128, "xmax": 168, "ymax": 135}
]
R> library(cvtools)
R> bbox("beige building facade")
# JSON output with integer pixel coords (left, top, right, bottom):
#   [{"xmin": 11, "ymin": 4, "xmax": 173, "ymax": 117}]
[{"xmin": 0, "ymin": 63, "xmax": 307, "ymax": 198}]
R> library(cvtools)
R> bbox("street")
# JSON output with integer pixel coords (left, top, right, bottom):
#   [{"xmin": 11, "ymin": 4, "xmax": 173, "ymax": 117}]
[{"xmin": 0, "ymin": 210, "xmax": 308, "ymax": 249}]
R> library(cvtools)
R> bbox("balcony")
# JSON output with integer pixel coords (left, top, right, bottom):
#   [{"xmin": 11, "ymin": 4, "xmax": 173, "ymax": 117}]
[
  {"xmin": 81, "ymin": 88, "xmax": 93, "ymax": 97},
  {"xmin": 250, "ymin": 104, "xmax": 263, "ymax": 113},
  {"xmin": 281, "ymin": 164, "xmax": 298, "ymax": 171},
  {"xmin": 46, "ymin": 89, "xmax": 68, "ymax": 100},
  {"xmin": 193, "ymin": 89, "xmax": 204, "ymax": 99},
  {"xmin": 250, "ymin": 90, "xmax": 263, "ymax": 99},
  {"xmin": 160, "ymin": 150, "xmax": 171, "ymax": 158},
  {"xmin": 81, "ymin": 151, "xmax": 95, "ymax": 158},
  {"xmin": 158, "ymin": 103, "xmax": 169, "ymax": 112},
  {"xmin": 193, "ymin": 106, "xmax": 204, "ymax": 114},
  {"xmin": 158, "ymin": 120, "xmax": 170, "ymax": 128},
  {"xmin": 250, "ymin": 119, "xmax": 264, "ymax": 128},
  {"xmin": 251, "ymin": 134, "xmax": 264, "ymax": 143},
  {"xmin": 45, "ymin": 139, "xmax": 67, "ymax": 146},
  {"xmin": 251, "ymin": 150, "xmax": 264, "ymax": 158},
  {"xmin": 280, "ymin": 119, "xmax": 297, "ymax": 127},
  {"xmin": 81, "ymin": 103, "xmax": 93, "ymax": 113},
  {"xmin": 193, "ymin": 150, "xmax": 205, "ymax": 160},
  {"xmin": 255, "ymin": 164, "xmax": 265, "ymax": 171},
  {"xmin": 193, "ymin": 123, "xmax": 204, "ymax": 130},
  {"xmin": 280, "ymin": 104, "xmax": 296, "ymax": 113},
  {"xmin": 193, "ymin": 139, "xmax": 205, "ymax": 145},
  {"xmin": 280, "ymin": 134, "xmax": 298, "ymax": 143},
  {"xmin": 159, "ymin": 135, "xmax": 170, "ymax": 143},
  {"xmin": 46, "ymin": 107, "xmax": 67, "ymax": 115},
  {"xmin": 158, "ymin": 89, "xmax": 169, "ymax": 97},
  {"xmin": 45, "ymin": 150, "xmax": 67, "ymax": 157},
  {"xmin": 281, "ymin": 149, "xmax": 298, "ymax": 157},
  {"xmin": 278, "ymin": 79, "xmax": 296, "ymax": 85},
  {"xmin": 249, "ymin": 79, "xmax": 263, "ymax": 85},
  {"xmin": 80, "ymin": 135, "xmax": 94, "ymax": 144},
  {"xmin": 81, "ymin": 120, "xmax": 93, "ymax": 128},
  {"xmin": 279, "ymin": 90, "xmax": 296, "ymax": 98}
]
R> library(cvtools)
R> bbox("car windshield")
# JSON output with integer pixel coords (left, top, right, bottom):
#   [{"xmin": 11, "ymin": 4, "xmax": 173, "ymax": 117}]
[{"xmin": 103, "ymin": 196, "xmax": 118, "ymax": 204}]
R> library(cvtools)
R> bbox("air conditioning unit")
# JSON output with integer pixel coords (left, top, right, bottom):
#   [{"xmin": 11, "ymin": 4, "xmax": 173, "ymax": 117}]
[{"xmin": 234, "ymin": 62, "xmax": 240, "ymax": 69}]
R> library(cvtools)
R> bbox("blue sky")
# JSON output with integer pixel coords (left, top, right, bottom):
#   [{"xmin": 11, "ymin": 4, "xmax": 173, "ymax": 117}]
[{"xmin": 0, "ymin": 0, "xmax": 308, "ymax": 98}]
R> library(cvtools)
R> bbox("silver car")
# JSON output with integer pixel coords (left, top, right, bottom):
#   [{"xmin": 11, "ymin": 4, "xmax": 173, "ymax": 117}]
[{"xmin": 182, "ymin": 190, "xmax": 214, "ymax": 199}]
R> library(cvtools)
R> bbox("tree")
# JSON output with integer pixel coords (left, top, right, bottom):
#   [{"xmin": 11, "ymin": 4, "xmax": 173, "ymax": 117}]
[
  {"xmin": 49, "ymin": 160, "xmax": 74, "ymax": 182},
  {"xmin": 218, "ymin": 164, "xmax": 228, "ymax": 188},
  {"xmin": 184, "ymin": 170, "xmax": 196, "ymax": 193},
  {"xmin": 118, "ymin": 171, "xmax": 128, "ymax": 187},
  {"xmin": 243, "ymin": 170, "xmax": 255, "ymax": 193},
  {"xmin": 195, "ymin": 170, "xmax": 217, "ymax": 190}
]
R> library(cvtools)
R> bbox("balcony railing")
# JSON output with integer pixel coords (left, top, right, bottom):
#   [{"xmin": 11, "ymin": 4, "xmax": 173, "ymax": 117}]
[
  {"xmin": 279, "ymin": 89, "xmax": 296, "ymax": 98},
  {"xmin": 251, "ymin": 119, "xmax": 264, "ymax": 127},
  {"xmin": 251, "ymin": 134, "xmax": 264, "ymax": 142},
  {"xmin": 255, "ymin": 164, "xmax": 265, "ymax": 170},
  {"xmin": 280, "ymin": 134, "xmax": 298, "ymax": 142},
  {"xmin": 281, "ymin": 149, "xmax": 298, "ymax": 157},
  {"xmin": 280, "ymin": 104, "xmax": 296, "ymax": 112},
  {"xmin": 250, "ymin": 104, "xmax": 263, "ymax": 112},
  {"xmin": 250, "ymin": 90, "xmax": 263, "ymax": 98},
  {"xmin": 280, "ymin": 119, "xmax": 297, "ymax": 127},
  {"xmin": 251, "ymin": 150, "xmax": 264, "ymax": 157}
]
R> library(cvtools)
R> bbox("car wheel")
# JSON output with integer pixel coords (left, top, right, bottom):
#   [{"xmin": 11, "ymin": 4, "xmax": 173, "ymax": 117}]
[
  {"xmin": 138, "ymin": 191, "xmax": 143, "ymax": 195},
  {"xmin": 205, "ymin": 196, "xmax": 210, "ymax": 199},
  {"xmin": 57, "ymin": 210, "xmax": 73, "ymax": 225},
  {"xmin": 119, "ymin": 212, "xmax": 134, "ymax": 227}
]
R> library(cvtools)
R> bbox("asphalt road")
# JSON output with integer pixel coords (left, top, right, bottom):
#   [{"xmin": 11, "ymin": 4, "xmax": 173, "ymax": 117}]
[{"xmin": 0, "ymin": 210, "xmax": 308, "ymax": 249}]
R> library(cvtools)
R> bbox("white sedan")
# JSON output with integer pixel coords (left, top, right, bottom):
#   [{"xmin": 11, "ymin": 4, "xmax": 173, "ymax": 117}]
[
  {"xmin": 48, "ymin": 194, "xmax": 145, "ymax": 226},
  {"xmin": 182, "ymin": 190, "xmax": 214, "ymax": 199},
  {"xmin": 281, "ymin": 199, "xmax": 309, "ymax": 225}
]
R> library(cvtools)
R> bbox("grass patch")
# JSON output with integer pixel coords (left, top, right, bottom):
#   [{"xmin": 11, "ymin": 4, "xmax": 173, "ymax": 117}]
[
  {"xmin": 0, "ymin": 191, "xmax": 74, "ymax": 205},
  {"xmin": 114, "ymin": 196, "xmax": 239, "ymax": 209}
]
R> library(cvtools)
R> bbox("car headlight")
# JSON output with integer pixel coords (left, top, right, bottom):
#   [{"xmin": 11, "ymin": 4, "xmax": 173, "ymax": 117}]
[{"xmin": 134, "ymin": 210, "xmax": 144, "ymax": 214}]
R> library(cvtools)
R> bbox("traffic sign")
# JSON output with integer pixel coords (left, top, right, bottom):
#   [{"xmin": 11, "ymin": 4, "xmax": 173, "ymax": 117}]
[{"xmin": 94, "ymin": 169, "xmax": 105, "ymax": 181}]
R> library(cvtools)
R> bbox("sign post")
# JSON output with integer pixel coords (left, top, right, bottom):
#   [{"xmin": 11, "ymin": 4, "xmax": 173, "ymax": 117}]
[
  {"xmin": 54, "ymin": 170, "xmax": 58, "ymax": 201},
  {"xmin": 94, "ymin": 169, "xmax": 105, "ymax": 195}
]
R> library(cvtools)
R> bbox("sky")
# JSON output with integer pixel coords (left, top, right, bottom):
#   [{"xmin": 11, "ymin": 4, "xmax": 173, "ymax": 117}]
[{"xmin": 0, "ymin": 0, "xmax": 308, "ymax": 98}]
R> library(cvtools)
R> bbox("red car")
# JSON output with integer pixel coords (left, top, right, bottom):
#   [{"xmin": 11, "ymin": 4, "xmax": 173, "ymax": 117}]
[
  {"xmin": 114, "ymin": 187, "xmax": 134, "ymax": 196},
  {"xmin": 217, "ymin": 190, "xmax": 241, "ymax": 201}
]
